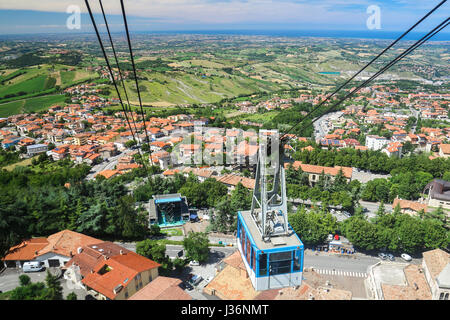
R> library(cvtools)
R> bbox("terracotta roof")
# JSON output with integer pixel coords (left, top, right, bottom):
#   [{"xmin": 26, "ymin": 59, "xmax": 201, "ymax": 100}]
[
  {"xmin": 80, "ymin": 247, "xmax": 160, "ymax": 300},
  {"xmin": 392, "ymin": 198, "xmax": 428, "ymax": 213},
  {"xmin": 381, "ymin": 264, "xmax": 432, "ymax": 300},
  {"xmin": 129, "ymin": 276, "xmax": 192, "ymax": 300},
  {"xmin": 287, "ymin": 161, "xmax": 353, "ymax": 179},
  {"xmin": 183, "ymin": 167, "xmax": 215, "ymax": 179},
  {"xmin": 39, "ymin": 230, "xmax": 102, "ymax": 258},
  {"xmin": 2, "ymin": 238, "xmax": 48, "ymax": 261},
  {"xmin": 235, "ymin": 141, "xmax": 259, "ymax": 157},
  {"xmin": 440, "ymin": 144, "xmax": 450, "ymax": 155},
  {"xmin": 96, "ymin": 170, "xmax": 121, "ymax": 179},
  {"xmin": 422, "ymin": 249, "xmax": 450, "ymax": 281},
  {"xmin": 215, "ymin": 174, "xmax": 255, "ymax": 189}
]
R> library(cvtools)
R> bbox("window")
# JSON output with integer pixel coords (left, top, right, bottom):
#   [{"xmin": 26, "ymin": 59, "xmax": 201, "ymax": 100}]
[
  {"xmin": 293, "ymin": 250, "xmax": 301, "ymax": 271},
  {"xmin": 269, "ymin": 251, "xmax": 292, "ymax": 275},
  {"xmin": 259, "ymin": 253, "xmax": 267, "ymax": 276},
  {"xmin": 246, "ymin": 238, "xmax": 251, "ymax": 265},
  {"xmin": 124, "ymin": 290, "xmax": 128, "ymax": 298},
  {"xmin": 252, "ymin": 249, "xmax": 256, "ymax": 272}
]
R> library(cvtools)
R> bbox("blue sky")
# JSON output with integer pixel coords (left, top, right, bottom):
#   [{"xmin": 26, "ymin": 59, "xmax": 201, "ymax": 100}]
[{"xmin": 0, "ymin": 0, "xmax": 448, "ymax": 36}]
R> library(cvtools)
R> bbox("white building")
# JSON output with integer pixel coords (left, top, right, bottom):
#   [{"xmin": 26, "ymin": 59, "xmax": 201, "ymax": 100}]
[
  {"xmin": 365, "ymin": 135, "xmax": 390, "ymax": 151},
  {"xmin": 26, "ymin": 144, "xmax": 48, "ymax": 157}
]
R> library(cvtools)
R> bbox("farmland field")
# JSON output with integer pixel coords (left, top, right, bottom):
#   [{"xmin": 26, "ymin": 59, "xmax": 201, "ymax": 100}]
[{"xmin": 0, "ymin": 94, "xmax": 66, "ymax": 117}]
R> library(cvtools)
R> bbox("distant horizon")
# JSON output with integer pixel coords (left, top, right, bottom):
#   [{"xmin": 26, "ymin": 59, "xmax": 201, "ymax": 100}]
[{"xmin": 1, "ymin": 29, "xmax": 449, "ymax": 42}]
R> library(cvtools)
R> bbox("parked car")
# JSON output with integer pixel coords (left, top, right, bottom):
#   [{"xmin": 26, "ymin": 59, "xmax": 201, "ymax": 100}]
[
  {"xmin": 189, "ymin": 260, "xmax": 200, "ymax": 266},
  {"xmin": 180, "ymin": 282, "xmax": 194, "ymax": 291},
  {"xmin": 378, "ymin": 253, "xmax": 387, "ymax": 260},
  {"xmin": 401, "ymin": 253, "xmax": 412, "ymax": 262},
  {"xmin": 189, "ymin": 274, "xmax": 203, "ymax": 286},
  {"xmin": 204, "ymin": 276, "xmax": 213, "ymax": 285},
  {"xmin": 387, "ymin": 253, "xmax": 395, "ymax": 261},
  {"xmin": 22, "ymin": 261, "xmax": 45, "ymax": 273}
]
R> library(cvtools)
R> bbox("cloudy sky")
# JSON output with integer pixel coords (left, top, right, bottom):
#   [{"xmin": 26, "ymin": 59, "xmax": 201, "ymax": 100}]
[{"xmin": 0, "ymin": 0, "xmax": 448, "ymax": 35}]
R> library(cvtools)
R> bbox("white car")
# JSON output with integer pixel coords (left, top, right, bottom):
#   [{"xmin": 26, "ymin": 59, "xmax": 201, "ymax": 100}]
[
  {"xmin": 401, "ymin": 253, "xmax": 412, "ymax": 262},
  {"xmin": 189, "ymin": 260, "xmax": 200, "ymax": 266}
]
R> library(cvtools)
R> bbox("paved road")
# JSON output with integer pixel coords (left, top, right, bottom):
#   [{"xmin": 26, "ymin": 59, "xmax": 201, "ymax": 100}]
[
  {"xmin": 304, "ymin": 251, "xmax": 378, "ymax": 274},
  {"xmin": 0, "ymin": 268, "xmax": 87, "ymax": 299},
  {"xmin": 86, "ymin": 150, "xmax": 132, "ymax": 180},
  {"xmin": 359, "ymin": 200, "xmax": 393, "ymax": 219},
  {"xmin": 313, "ymin": 111, "xmax": 343, "ymax": 141}
]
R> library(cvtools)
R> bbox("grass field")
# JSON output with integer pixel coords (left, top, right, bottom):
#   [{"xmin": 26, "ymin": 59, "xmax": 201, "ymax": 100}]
[
  {"xmin": 3, "ymin": 157, "xmax": 35, "ymax": 171},
  {"xmin": 0, "ymin": 75, "xmax": 49, "ymax": 98},
  {"xmin": 0, "ymin": 94, "xmax": 66, "ymax": 117}
]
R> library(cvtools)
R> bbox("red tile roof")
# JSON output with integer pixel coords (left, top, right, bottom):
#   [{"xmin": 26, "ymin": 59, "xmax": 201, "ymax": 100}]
[{"xmin": 129, "ymin": 276, "xmax": 192, "ymax": 300}]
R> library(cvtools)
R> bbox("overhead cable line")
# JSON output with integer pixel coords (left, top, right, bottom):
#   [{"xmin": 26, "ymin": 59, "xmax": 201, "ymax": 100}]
[
  {"xmin": 98, "ymin": 0, "xmax": 140, "ymax": 138},
  {"xmin": 280, "ymin": 0, "xmax": 448, "ymax": 141},
  {"xmin": 84, "ymin": 0, "xmax": 150, "ymax": 173},
  {"xmin": 281, "ymin": 16, "xmax": 449, "ymax": 144},
  {"xmin": 120, "ymin": 0, "xmax": 153, "ymax": 159}
]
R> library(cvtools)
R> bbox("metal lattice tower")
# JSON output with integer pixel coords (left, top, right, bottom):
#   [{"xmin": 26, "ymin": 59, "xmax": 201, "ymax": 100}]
[{"xmin": 251, "ymin": 130, "xmax": 290, "ymax": 242}]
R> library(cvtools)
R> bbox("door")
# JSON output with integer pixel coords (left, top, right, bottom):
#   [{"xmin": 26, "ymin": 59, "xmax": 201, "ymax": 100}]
[{"xmin": 48, "ymin": 259, "xmax": 60, "ymax": 267}]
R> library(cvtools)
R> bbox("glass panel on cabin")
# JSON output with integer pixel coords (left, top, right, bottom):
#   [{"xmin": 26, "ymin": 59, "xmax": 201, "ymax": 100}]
[
  {"xmin": 259, "ymin": 253, "xmax": 267, "ymax": 276},
  {"xmin": 293, "ymin": 250, "xmax": 301, "ymax": 271},
  {"xmin": 269, "ymin": 251, "xmax": 292, "ymax": 275}
]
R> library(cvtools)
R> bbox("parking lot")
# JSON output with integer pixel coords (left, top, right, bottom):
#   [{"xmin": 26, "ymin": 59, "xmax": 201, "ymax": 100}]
[
  {"xmin": 0, "ymin": 268, "xmax": 87, "ymax": 299},
  {"xmin": 177, "ymin": 247, "xmax": 236, "ymax": 299}
]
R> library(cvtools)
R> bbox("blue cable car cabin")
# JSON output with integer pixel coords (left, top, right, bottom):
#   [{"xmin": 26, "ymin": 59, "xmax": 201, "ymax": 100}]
[{"xmin": 237, "ymin": 210, "xmax": 304, "ymax": 291}]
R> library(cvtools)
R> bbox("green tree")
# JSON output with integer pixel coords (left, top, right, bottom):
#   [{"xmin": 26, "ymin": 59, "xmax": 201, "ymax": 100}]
[
  {"xmin": 125, "ymin": 140, "xmax": 137, "ymax": 149},
  {"xmin": 19, "ymin": 274, "xmax": 31, "ymax": 286},
  {"xmin": 136, "ymin": 239, "xmax": 166, "ymax": 263},
  {"xmin": 183, "ymin": 232, "xmax": 209, "ymax": 263},
  {"xmin": 66, "ymin": 292, "xmax": 77, "ymax": 300},
  {"xmin": 43, "ymin": 270, "xmax": 63, "ymax": 300}
]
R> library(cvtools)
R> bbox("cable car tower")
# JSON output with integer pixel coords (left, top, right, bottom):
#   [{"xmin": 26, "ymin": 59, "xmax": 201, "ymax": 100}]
[{"xmin": 237, "ymin": 130, "xmax": 304, "ymax": 291}]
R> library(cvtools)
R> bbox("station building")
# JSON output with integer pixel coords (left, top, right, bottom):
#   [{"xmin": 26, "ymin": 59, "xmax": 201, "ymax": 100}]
[{"xmin": 148, "ymin": 193, "xmax": 190, "ymax": 227}]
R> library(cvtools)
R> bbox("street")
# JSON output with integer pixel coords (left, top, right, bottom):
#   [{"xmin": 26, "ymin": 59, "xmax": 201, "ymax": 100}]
[
  {"xmin": 0, "ymin": 268, "xmax": 87, "ymax": 299},
  {"xmin": 86, "ymin": 149, "xmax": 133, "ymax": 180}
]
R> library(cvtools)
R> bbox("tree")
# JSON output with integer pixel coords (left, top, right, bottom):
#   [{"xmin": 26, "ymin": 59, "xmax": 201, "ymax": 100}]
[
  {"xmin": 183, "ymin": 232, "xmax": 209, "ymax": 263},
  {"xmin": 19, "ymin": 274, "xmax": 31, "ymax": 286},
  {"xmin": 149, "ymin": 224, "xmax": 161, "ymax": 237},
  {"xmin": 289, "ymin": 207, "xmax": 338, "ymax": 246},
  {"xmin": 136, "ymin": 239, "xmax": 166, "ymax": 263},
  {"xmin": 43, "ymin": 270, "xmax": 63, "ymax": 300},
  {"xmin": 211, "ymin": 199, "xmax": 234, "ymax": 233},
  {"xmin": 66, "ymin": 292, "xmax": 78, "ymax": 300},
  {"xmin": 9, "ymin": 281, "xmax": 48, "ymax": 300},
  {"xmin": 141, "ymin": 143, "xmax": 149, "ymax": 152},
  {"xmin": 125, "ymin": 140, "xmax": 137, "ymax": 149}
]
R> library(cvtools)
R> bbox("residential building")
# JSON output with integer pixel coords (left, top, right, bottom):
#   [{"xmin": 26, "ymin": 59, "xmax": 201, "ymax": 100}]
[
  {"xmin": 423, "ymin": 179, "xmax": 450, "ymax": 216},
  {"xmin": 73, "ymin": 133, "xmax": 90, "ymax": 146},
  {"xmin": 215, "ymin": 174, "xmax": 255, "ymax": 191},
  {"xmin": 2, "ymin": 230, "xmax": 101, "ymax": 269},
  {"xmin": 64, "ymin": 241, "xmax": 160, "ymax": 300},
  {"xmin": 392, "ymin": 198, "xmax": 428, "ymax": 216},
  {"xmin": 439, "ymin": 144, "xmax": 450, "ymax": 158},
  {"xmin": 26, "ymin": 144, "xmax": 48, "ymax": 157},
  {"xmin": 129, "ymin": 276, "xmax": 192, "ymax": 300},
  {"xmin": 365, "ymin": 135, "xmax": 390, "ymax": 151},
  {"xmin": 422, "ymin": 249, "xmax": 450, "ymax": 300},
  {"xmin": 285, "ymin": 161, "xmax": 352, "ymax": 186}
]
